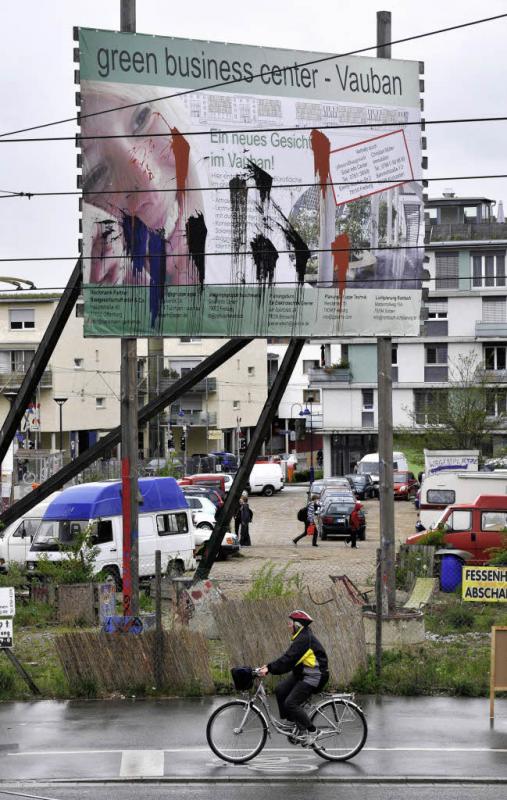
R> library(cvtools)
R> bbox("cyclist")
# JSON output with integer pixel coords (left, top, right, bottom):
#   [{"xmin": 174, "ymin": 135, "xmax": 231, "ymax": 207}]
[{"xmin": 258, "ymin": 609, "xmax": 329, "ymax": 745}]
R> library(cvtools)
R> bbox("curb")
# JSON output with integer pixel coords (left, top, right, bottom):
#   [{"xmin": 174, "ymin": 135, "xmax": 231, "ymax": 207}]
[{"xmin": 4, "ymin": 776, "xmax": 506, "ymax": 786}]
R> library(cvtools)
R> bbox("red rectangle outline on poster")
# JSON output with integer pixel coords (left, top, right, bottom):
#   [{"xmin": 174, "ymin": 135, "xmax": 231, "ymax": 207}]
[{"xmin": 330, "ymin": 129, "xmax": 415, "ymax": 207}]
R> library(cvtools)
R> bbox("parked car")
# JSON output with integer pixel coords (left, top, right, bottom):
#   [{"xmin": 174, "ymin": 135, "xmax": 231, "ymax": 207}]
[
  {"xmin": 346, "ymin": 474, "xmax": 377, "ymax": 500},
  {"xmin": 407, "ymin": 494, "xmax": 507, "ymax": 565},
  {"xmin": 180, "ymin": 473, "xmax": 226, "ymax": 500},
  {"xmin": 143, "ymin": 457, "xmax": 184, "ymax": 476},
  {"xmin": 247, "ymin": 463, "xmax": 284, "ymax": 496},
  {"xmin": 0, "ymin": 494, "xmax": 60, "ymax": 573},
  {"xmin": 320, "ymin": 486, "xmax": 356, "ymax": 506},
  {"xmin": 184, "ymin": 494, "xmax": 239, "ymax": 558},
  {"xmin": 222, "ymin": 473, "xmax": 234, "ymax": 493},
  {"xmin": 393, "ymin": 471, "xmax": 419, "ymax": 500},
  {"xmin": 180, "ymin": 485, "xmax": 224, "ymax": 509},
  {"xmin": 309, "ymin": 480, "xmax": 326, "ymax": 499},
  {"xmin": 318, "ymin": 498, "xmax": 366, "ymax": 541}
]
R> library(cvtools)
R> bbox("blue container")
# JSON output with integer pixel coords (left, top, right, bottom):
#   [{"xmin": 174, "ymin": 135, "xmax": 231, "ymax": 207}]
[{"xmin": 440, "ymin": 555, "xmax": 463, "ymax": 592}]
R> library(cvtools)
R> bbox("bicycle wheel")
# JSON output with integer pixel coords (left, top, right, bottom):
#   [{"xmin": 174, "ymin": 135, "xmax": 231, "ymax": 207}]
[
  {"xmin": 310, "ymin": 698, "xmax": 367, "ymax": 761},
  {"xmin": 206, "ymin": 700, "xmax": 268, "ymax": 764}
]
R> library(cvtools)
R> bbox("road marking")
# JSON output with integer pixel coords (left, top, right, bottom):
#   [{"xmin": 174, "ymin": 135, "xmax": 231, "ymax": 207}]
[
  {"xmin": 7, "ymin": 745, "xmax": 507, "ymax": 756},
  {"xmin": 119, "ymin": 750, "xmax": 164, "ymax": 778}
]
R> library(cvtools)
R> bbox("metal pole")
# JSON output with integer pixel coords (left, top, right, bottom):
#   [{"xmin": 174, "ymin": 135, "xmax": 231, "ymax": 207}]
[
  {"xmin": 120, "ymin": 0, "xmax": 139, "ymax": 618},
  {"xmin": 376, "ymin": 11, "xmax": 396, "ymax": 616},
  {"xmin": 154, "ymin": 549, "xmax": 164, "ymax": 691},
  {"xmin": 375, "ymin": 547, "xmax": 383, "ymax": 676},
  {"xmin": 194, "ymin": 339, "xmax": 305, "ymax": 581},
  {"xmin": 309, "ymin": 400, "xmax": 314, "ymax": 484},
  {"xmin": 59, "ymin": 405, "xmax": 63, "ymax": 453}
]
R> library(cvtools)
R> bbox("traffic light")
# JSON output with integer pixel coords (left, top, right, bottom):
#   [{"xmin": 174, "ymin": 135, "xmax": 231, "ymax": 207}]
[
  {"xmin": 180, "ymin": 432, "xmax": 186, "ymax": 451},
  {"xmin": 167, "ymin": 436, "xmax": 175, "ymax": 451}
]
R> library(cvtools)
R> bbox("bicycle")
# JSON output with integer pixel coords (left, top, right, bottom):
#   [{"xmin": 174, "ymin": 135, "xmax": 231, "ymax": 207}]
[{"xmin": 206, "ymin": 667, "xmax": 367, "ymax": 764}]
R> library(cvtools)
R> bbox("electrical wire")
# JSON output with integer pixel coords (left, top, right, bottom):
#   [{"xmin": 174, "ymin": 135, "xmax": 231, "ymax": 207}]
[
  {"xmin": 0, "ymin": 276, "xmax": 470, "ymax": 288},
  {"xmin": 1, "ymin": 13, "xmax": 505, "ymax": 139},
  {"xmin": 1, "ymin": 114, "xmax": 507, "ymax": 144}
]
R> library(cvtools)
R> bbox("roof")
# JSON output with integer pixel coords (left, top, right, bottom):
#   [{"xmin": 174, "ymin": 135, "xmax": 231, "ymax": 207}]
[
  {"xmin": 43, "ymin": 477, "xmax": 188, "ymax": 521},
  {"xmin": 427, "ymin": 197, "xmax": 495, "ymax": 206},
  {"xmin": 451, "ymin": 495, "xmax": 507, "ymax": 510}
]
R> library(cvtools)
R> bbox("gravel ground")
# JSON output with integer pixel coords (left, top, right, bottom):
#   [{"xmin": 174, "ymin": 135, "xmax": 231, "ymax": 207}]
[{"xmin": 211, "ymin": 485, "xmax": 418, "ymax": 597}]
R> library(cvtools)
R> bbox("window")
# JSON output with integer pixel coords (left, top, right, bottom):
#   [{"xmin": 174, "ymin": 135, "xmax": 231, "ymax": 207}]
[
  {"xmin": 391, "ymin": 346, "xmax": 398, "ymax": 365},
  {"xmin": 481, "ymin": 511, "xmax": 507, "ymax": 531},
  {"xmin": 248, "ymin": 366, "xmax": 255, "ymax": 376},
  {"xmin": 303, "ymin": 389, "xmax": 320, "ymax": 403},
  {"xmin": 96, "ymin": 397, "xmax": 105, "ymax": 409},
  {"xmin": 11, "ymin": 350, "xmax": 34, "ymax": 372},
  {"xmin": 233, "ymin": 400, "xmax": 240, "ymax": 409},
  {"xmin": 435, "ymin": 253, "xmax": 459, "ymax": 289},
  {"xmin": 75, "ymin": 303, "xmax": 84, "ymax": 318},
  {"xmin": 180, "ymin": 337, "xmax": 201, "ymax": 342},
  {"xmin": 74, "ymin": 358, "xmax": 83, "ymax": 369},
  {"xmin": 426, "ymin": 299, "xmax": 448, "ymax": 319},
  {"xmin": 447, "ymin": 510, "xmax": 472, "ymax": 531},
  {"xmin": 486, "ymin": 389, "xmax": 507, "ymax": 417},
  {"xmin": 12, "ymin": 519, "xmax": 39, "ymax": 541},
  {"xmin": 427, "ymin": 489, "xmax": 456, "ymax": 505},
  {"xmin": 362, "ymin": 389, "xmax": 374, "ymax": 410},
  {"xmin": 414, "ymin": 389, "xmax": 448, "ymax": 424},
  {"xmin": 484, "ymin": 344, "xmax": 507, "ymax": 371},
  {"xmin": 472, "ymin": 252, "xmax": 506, "ymax": 288},
  {"xmin": 9, "ymin": 308, "xmax": 35, "ymax": 330},
  {"xmin": 95, "ymin": 520, "xmax": 113, "ymax": 544},
  {"xmin": 482, "ymin": 297, "xmax": 506, "ymax": 323},
  {"xmin": 302, "ymin": 359, "xmax": 319, "ymax": 374},
  {"xmin": 425, "ymin": 344, "xmax": 448, "ymax": 365},
  {"xmin": 156, "ymin": 512, "xmax": 189, "ymax": 535}
]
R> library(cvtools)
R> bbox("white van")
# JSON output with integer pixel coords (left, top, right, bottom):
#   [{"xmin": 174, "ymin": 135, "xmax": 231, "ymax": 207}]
[
  {"xmin": 0, "ymin": 493, "xmax": 60, "ymax": 573},
  {"xmin": 247, "ymin": 463, "xmax": 284, "ymax": 496},
  {"xmin": 27, "ymin": 477, "xmax": 196, "ymax": 587},
  {"xmin": 418, "ymin": 470, "xmax": 507, "ymax": 530},
  {"xmin": 356, "ymin": 452, "xmax": 408, "ymax": 485}
]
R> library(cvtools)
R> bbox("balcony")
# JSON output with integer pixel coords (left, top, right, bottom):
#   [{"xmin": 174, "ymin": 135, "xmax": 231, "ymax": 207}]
[
  {"xmin": 427, "ymin": 222, "xmax": 507, "ymax": 242},
  {"xmin": 168, "ymin": 410, "xmax": 217, "ymax": 426},
  {"xmin": 308, "ymin": 366, "xmax": 352, "ymax": 384},
  {"xmin": 0, "ymin": 368, "xmax": 52, "ymax": 390},
  {"xmin": 475, "ymin": 322, "xmax": 507, "ymax": 338},
  {"xmin": 160, "ymin": 376, "xmax": 217, "ymax": 393}
]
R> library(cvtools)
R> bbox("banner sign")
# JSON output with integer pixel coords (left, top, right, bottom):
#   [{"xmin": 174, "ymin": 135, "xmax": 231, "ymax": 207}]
[
  {"xmin": 0, "ymin": 587, "xmax": 15, "ymax": 618},
  {"xmin": 0, "ymin": 619, "xmax": 13, "ymax": 649},
  {"xmin": 462, "ymin": 566, "xmax": 507, "ymax": 603},
  {"xmin": 78, "ymin": 28, "xmax": 424, "ymax": 338}
]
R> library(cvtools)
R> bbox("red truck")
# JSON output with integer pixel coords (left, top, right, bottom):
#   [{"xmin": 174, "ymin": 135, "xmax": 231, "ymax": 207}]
[{"xmin": 406, "ymin": 494, "xmax": 507, "ymax": 565}]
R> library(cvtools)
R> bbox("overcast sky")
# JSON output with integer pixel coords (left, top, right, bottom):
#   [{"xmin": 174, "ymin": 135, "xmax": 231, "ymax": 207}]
[{"xmin": 1, "ymin": 0, "xmax": 507, "ymax": 289}]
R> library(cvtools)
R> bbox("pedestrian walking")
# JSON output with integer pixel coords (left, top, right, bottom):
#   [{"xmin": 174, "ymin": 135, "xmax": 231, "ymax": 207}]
[
  {"xmin": 234, "ymin": 490, "xmax": 250, "ymax": 535},
  {"xmin": 347, "ymin": 501, "xmax": 363, "ymax": 548},
  {"xmin": 239, "ymin": 496, "xmax": 253, "ymax": 546},
  {"xmin": 293, "ymin": 494, "xmax": 320, "ymax": 547}
]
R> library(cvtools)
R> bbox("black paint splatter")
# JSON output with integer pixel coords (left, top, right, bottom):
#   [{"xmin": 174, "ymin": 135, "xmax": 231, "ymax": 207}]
[
  {"xmin": 250, "ymin": 234, "xmax": 279, "ymax": 285},
  {"xmin": 229, "ymin": 176, "xmax": 248, "ymax": 283},
  {"xmin": 186, "ymin": 212, "xmax": 207, "ymax": 286},
  {"xmin": 247, "ymin": 161, "xmax": 273, "ymax": 207},
  {"xmin": 272, "ymin": 201, "xmax": 312, "ymax": 285}
]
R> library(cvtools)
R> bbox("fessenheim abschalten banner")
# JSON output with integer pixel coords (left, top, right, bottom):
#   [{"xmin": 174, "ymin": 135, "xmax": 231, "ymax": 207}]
[{"xmin": 77, "ymin": 28, "xmax": 424, "ymax": 338}]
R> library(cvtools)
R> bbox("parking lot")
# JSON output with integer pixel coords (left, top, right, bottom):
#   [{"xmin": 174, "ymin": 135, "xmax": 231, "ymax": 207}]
[{"xmin": 211, "ymin": 485, "xmax": 419, "ymax": 596}]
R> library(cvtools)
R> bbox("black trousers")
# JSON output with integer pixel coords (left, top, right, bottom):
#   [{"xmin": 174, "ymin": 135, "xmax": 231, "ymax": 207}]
[
  {"xmin": 274, "ymin": 674, "xmax": 316, "ymax": 730},
  {"xmin": 293, "ymin": 523, "xmax": 318, "ymax": 546}
]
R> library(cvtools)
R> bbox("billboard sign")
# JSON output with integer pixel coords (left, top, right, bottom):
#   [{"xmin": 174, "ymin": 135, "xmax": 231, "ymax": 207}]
[{"xmin": 77, "ymin": 29, "xmax": 424, "ymax": 338}]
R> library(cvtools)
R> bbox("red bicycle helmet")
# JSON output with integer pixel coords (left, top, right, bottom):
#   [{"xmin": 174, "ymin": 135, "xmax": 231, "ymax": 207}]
[{"xmin": 289, "ymin": 609, "xmax": 313, "ymax": 625}]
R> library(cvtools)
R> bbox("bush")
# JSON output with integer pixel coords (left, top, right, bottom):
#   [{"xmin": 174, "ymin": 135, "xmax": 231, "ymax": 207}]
[
  {"xmin": 244, "ymin": 561, "xmax": 302, "ymax": 600},
  {"xmin": 293, "ymin": 469, "xmax": 323, "ymax": 482},
  {"xmin": 0, "ymin": 563, "xmax": 29, "ymax": 589},
  {"xmin": 416, "ymin": 527, "xmax": 446, "ymax": 547},
  {"xmin": 15, "ymin": 601, "xmax": 54, "ymax": 627},
  {"xmin": 34, "ymin": 527, "xmax": 99, "ymax": 585},
  {"xmin": 0, "ymin": 664, "xmax": 16, "ymax": 698}
]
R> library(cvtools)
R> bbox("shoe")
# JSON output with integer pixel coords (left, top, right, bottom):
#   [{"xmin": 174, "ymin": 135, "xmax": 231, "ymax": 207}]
[
  {"xmin": 297, "ymin": 729, "xmax": 319, "ymax": 747},
  {"xmin": 312, "ymin": 544, "xmax": 318, "ymax": 547},
  {"xmin": 292, "ymin": 540, "xmax": 298, "ymax": 546}
]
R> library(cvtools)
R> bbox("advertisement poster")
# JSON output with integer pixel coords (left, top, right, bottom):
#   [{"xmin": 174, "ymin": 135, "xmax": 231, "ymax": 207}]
[{"xmin": 78, "ymin": 28, "xmax": 424, "ymax": 338}]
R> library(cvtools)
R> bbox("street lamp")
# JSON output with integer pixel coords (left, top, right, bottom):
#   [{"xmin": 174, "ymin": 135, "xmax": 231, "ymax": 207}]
[
  {"xmin": 301, "ymin": 400, "xmax": 314, "ymax": 484},
  {"xmin": 53, "ymin": 397, "xmax": 67, "ymax": 453}
]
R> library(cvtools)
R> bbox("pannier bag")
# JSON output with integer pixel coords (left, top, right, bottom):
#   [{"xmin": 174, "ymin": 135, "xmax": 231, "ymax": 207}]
[{"xmin": 231, "ymin": 666, "xmax": 254, "ymax": 691}]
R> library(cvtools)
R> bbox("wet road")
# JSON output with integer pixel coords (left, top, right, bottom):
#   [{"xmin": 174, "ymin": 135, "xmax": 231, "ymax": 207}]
[{"xmin": 0, "ymin": 696, "xmax": 505, "ymax": 784}]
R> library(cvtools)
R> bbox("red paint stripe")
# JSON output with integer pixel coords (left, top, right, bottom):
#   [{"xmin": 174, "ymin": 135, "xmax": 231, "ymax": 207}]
[{"xmin": 122, "ymin": 457, "xmax": 132, "ymax": 616}]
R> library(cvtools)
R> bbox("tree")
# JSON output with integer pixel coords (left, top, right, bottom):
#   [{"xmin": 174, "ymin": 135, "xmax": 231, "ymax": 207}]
[{"xmin": 406, "ymin": 352, "xmax": 507, "ymax": 451}]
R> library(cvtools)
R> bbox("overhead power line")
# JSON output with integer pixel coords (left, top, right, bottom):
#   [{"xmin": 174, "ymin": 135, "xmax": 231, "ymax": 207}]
[
  {"xmin": 1, "ymin": 13, "xmax": 506, "ymax": 139},
  {"xmin": 1, "ymin": 114, "xmax": 507, "ymax": 144}
]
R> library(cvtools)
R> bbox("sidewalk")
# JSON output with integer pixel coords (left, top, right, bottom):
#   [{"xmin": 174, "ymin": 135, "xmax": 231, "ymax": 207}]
[{"xmin": 0, "ymin": 695, "xmax": 505, "ymax": 783}]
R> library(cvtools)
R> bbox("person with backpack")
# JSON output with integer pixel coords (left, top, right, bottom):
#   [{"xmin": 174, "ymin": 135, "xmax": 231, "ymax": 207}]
[
  {"xmin": 292, "ymin": 494, "xmax": 319, "ymax": 547},
  {"xmin": 239, "ymin": 496, "xmax": 253, "ymax": 546}
]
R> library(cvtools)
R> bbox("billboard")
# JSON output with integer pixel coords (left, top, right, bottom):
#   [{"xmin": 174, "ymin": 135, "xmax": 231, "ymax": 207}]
[{"xmin": 77, "ymin": 28, "xmax": 424, "ymax": 338}]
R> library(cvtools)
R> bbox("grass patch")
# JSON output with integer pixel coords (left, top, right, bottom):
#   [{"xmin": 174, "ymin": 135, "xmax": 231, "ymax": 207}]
[
  {"xmin": 244, "ymin": 561, "xmax": 303, "ymax": 600},
  {"xmin": 426, "ymin": 595, "xmax": 507, "ymax": 636}
]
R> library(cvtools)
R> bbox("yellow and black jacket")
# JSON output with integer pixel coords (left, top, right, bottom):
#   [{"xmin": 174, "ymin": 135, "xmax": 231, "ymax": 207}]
[{"xmin": 267, "ymin": 626, "xmax": 329, "ymax": 687}]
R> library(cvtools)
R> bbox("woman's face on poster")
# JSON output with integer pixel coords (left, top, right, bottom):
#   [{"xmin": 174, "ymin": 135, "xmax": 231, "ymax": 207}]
[{"xmin": 81, "ymin": 92, "xmax": 180, "ymax": 234}]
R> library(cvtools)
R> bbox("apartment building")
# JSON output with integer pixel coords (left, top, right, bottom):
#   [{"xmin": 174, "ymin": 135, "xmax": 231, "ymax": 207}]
[
  {"xmin": 307, "ymin": 193, "xmax": 507, "ymax": 476},
  {"xmin": 0, "ymin": 293, "xmax": 267, "ymax": 469}
]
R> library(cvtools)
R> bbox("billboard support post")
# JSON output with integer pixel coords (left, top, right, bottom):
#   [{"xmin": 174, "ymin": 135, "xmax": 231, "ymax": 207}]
[
  {"xmin": 193, "ymin": 338, "xmax": 305, "ymax": 582},
  {"xmin": 120, "ymin": 0, "xmax": 139, "ymax": 617},
  {"xmin": 376, "ymin": 10, "xmax": 396, "ymax": 639}
]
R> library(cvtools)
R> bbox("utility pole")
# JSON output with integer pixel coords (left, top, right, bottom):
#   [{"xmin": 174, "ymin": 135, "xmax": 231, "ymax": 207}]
[
  {"xmin": 377, "ymin": 10, "xmax": 396, "ymax": 615},
  {"xmin": 120, "ymin": 0, "xmax": 139, "ymax": 617}
]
